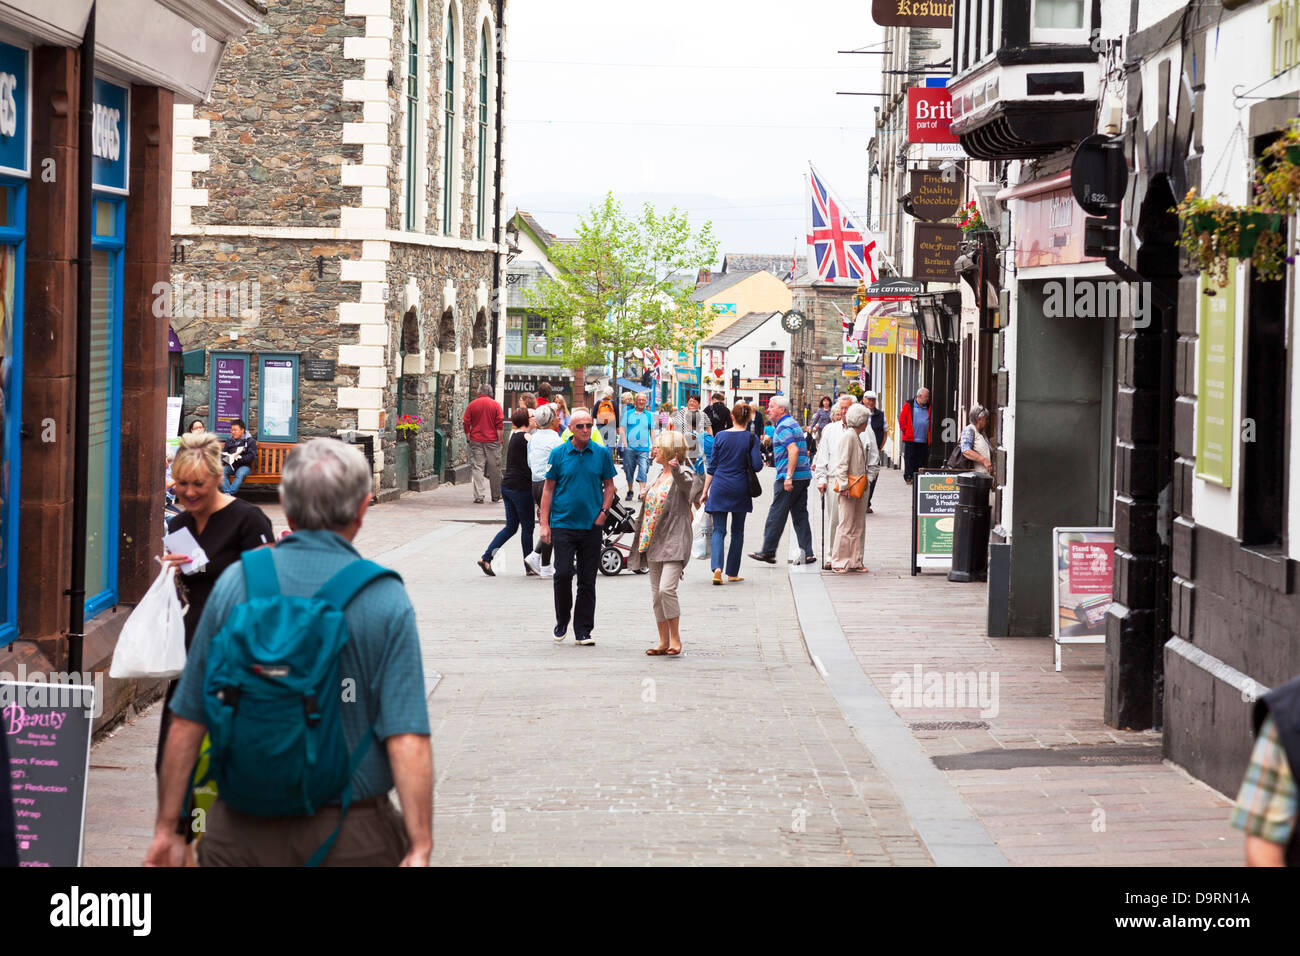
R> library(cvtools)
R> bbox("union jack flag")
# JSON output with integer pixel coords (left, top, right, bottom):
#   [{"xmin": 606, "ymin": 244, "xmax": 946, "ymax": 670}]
[
  {"xmin": 806, "ymin": 164, "xmax": 879, "ymax": 283},
  {"xmin": 832, "ymin": 302, "xmax": 854, "ymax": 343},
  {"xmin": 645, "ymin": 348, "xmax": 662, "ymax": 379}
]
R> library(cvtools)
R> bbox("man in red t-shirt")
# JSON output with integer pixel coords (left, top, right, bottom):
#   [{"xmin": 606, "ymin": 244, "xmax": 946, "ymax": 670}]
[{"xmin": 463, "ymin": 384, "xmax": 505, "ymax": 503}]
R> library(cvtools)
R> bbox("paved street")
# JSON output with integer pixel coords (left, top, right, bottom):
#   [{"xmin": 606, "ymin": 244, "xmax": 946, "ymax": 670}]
[{"xmin": 84, "ymin": 464, "xmax": 1243, "ymax": 866}]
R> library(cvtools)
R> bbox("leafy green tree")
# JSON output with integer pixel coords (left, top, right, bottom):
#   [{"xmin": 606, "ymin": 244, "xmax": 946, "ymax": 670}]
[{"xmin": 524, "ymin": 193, "xmax": 718, "ymax": 382}]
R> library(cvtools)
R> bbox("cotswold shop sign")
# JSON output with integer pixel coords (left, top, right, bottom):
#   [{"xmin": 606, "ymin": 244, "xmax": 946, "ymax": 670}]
[{"xmin": 872, "ymin": 0, "xmax": 954, "ymax": 28}]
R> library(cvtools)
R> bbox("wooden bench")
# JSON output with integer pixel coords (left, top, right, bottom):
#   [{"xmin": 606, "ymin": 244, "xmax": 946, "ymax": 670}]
[{"xmin": 241, "ymin": 442, "xmax": 297, "ymax": 486}]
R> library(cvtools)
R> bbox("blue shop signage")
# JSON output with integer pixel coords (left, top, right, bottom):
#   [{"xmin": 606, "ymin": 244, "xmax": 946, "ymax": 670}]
[
  {"xmin": 0, "ymin": 43, "xmax": 30, "ymax": 179},
  {"xmin": 91, "ymin": 77, "xmax": 129, "ymax": 195}
]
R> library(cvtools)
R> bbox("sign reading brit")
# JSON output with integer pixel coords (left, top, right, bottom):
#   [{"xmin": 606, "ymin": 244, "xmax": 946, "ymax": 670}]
[{"xmin": 907, "ymin": 87, "xmax": 958, "ymax": 144}]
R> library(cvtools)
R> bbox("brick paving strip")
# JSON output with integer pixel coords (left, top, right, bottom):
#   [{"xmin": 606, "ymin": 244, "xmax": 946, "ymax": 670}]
[
  {"xmin": 84, "ymin": 471, "xmax": 935, "ymax": 866},
  {"xmin": 809, "ymin": 470, "xmax": 1242, "ymax": 866}
]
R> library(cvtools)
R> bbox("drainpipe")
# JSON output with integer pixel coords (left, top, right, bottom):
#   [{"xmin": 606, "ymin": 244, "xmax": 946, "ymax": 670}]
[
  {"xmin": 68, "ymin": 2, "xmax": 95, "ymax": 674},
  {"xmin": 489, "ymin": 0, "xmax": 504, "ymax": 400}
]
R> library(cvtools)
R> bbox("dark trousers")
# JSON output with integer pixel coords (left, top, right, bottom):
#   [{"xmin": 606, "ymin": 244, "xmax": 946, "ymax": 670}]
[
  {"xmin": 903, "ymin": 441, "xmax": 929, "ymax": 481},
  {"xmin": 868, "ymin": 475, "xmax": 879, "ymax": 505},
  {"xmin": 552, "ymin": 526, "xmax": 601, "ymax": 634},
  {"xmin": 483, "ymin": 485, "xmax": 535, "ymax": 562},
  {"xmin": 760, "ymin": 478, "xmax": 815, "ymax": 558}
]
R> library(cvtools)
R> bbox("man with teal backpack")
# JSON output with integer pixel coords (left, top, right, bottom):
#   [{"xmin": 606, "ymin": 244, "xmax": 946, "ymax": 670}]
[{"xmin": 146, "ymin": 439, "xmax": 432, "ymax": 867}]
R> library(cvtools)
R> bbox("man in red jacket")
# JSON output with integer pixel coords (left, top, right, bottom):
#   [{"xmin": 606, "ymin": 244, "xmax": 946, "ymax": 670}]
[
  {"xmin": 898, "ymin": 386, "xmax": 931, "ymax": 484},
  {"xmin": 463, "ymin": 384, "xmax": 505, "ymax": 503}
]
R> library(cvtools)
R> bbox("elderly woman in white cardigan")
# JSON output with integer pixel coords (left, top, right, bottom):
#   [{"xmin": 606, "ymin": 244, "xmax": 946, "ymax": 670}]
[{"xmin": 828, "ymin": 403, "xmax": 879, "ymax": 573}]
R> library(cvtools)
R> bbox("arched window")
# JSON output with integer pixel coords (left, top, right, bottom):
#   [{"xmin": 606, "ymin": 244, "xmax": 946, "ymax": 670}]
[
  {"xmin": 438, "ymin": 308, "xmax": 456, "ymax": 354},
  {"xmin": 477, "ymin": 24, "xmax": 489, "ymax": 239},
  {"xmin": 472, "ymin": 308, "xmax": 487, "ymax": 348},
  {"xmin": 405, "ymin": 0, "xmax": 420, "ymax": 231},
  {"xmin": 442, "ymin": 6, "xmax": 456, "ymax": 236}
]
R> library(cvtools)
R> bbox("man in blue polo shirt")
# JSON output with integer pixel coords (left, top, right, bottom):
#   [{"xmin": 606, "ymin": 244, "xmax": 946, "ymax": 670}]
[
  {"xmin": 540, "ymin": 408, "xmax": 617, "ymax": 645},
  {"xmin": 749, "ymin": 395, "xmax": 816, "ymax": 565}
]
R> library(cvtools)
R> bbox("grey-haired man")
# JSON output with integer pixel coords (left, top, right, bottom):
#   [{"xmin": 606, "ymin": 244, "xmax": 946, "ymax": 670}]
[{"xmin": 147, "ymin": 438, "xmax": 433, "ymax": 867}]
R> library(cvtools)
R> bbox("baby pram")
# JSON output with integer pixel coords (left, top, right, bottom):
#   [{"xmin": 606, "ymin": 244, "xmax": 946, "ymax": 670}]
[{"xmin": 598, "ymin": 498, "xmax": 648, "ymax": 575}]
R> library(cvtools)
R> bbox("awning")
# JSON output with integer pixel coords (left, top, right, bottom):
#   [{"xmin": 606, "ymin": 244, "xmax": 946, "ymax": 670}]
[{"xmin": 615, "ymin": 377, "xmax": 650, "ymax": 394}]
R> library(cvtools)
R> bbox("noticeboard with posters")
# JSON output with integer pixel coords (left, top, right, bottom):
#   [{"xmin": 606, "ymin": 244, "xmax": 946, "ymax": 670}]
[
  {"xmin": 1052, "ymin": 527, "xmax": 1113, "ymax": 671},
  {"xmin": 912, "ymin": 470, "xmax": 958, "ymax": 573}
]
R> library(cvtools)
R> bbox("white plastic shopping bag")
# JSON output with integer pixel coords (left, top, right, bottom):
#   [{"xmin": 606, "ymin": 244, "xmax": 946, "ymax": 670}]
[
  {"xmin": 691, "ymin": 509, "xmax": 711, "ymax": 560},
  {"xmin": 109, "ymin": 563, "xmax": 188, "ymax": 679}
]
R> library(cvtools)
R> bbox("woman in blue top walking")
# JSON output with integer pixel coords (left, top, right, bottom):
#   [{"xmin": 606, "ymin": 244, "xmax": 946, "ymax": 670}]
[{"xmin": 700, "ymin": 402, "xmax": 764, "ymax": 584}]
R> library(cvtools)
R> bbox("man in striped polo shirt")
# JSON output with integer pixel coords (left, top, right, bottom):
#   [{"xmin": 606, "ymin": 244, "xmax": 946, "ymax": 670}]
[{"xmin": 749, "ymin": 395, "xmax": 816, "ymax": 565}]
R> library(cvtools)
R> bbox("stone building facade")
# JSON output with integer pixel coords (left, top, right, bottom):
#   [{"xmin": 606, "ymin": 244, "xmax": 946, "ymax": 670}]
[
  {"xmin": 788, "ymin": 279, "xmax": 860, "ymax": 424},
  {"xmin": 170, "ymin": 0, "xmax": 507, "ymax": 492}
]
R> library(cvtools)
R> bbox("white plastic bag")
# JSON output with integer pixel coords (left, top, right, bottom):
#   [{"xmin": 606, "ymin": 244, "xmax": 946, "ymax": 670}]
[
  {"xmin": 109, "ymin": 564, "xmax": 188, "ymax": 679},
  {"xmin": 691, "ymin": 509, "xmax": 711, "ymax": 560}
]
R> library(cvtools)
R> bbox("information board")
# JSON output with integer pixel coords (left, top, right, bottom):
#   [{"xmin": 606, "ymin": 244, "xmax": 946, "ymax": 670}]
[
  {"xmin": 1052, "ymin": 526, "xmax": 1113, "ymax": 671},
  {"xmin": 258, "ymin": 354, "xmax": 299, "ymax": 443},
  {"xmin": 3, "ymin": 680, "xmax": 95, "ymax": 866},
  {"xmin": 1195, "ymin": 267, "xmax": 1235, "ymax": 487},
  {"xmin": 208, "ymin": 352, "xmax": 249, "ymax": 438},
  {"xmin": 912, "ymin": 470, "xmax": 958, "ymax": 573}
]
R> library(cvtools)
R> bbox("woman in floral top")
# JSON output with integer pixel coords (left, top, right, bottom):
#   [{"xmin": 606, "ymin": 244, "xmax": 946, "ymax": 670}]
[{"xmin": 628, "ymin": 431, "xmax": 704, "ymax": 656}]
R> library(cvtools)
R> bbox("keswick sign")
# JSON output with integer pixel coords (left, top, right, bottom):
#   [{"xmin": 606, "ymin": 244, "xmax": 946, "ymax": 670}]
[{"xmin": 872, "ymin": 0, "xmax": 954, "ymax": 28}]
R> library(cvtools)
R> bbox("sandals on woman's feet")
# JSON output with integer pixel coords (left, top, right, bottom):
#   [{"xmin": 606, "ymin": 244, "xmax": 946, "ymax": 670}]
[
  {"xmin": 476, "ymin": 558, "xmax": 495, "ymax": 577},
  {"xmin": 646, "ymin": 646, "xmax": 669, "ymax": 656}
]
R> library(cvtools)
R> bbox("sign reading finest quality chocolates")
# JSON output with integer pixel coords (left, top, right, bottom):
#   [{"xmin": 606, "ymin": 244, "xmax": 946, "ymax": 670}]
[
  {"xmin": 3, "ymin": 681, "xmax": 96, "ymax": 866},
  {"xmin": 908, "ymin": 170, "xmax": 962, "ymax": 221},
  {"xmin": 872, "ymin": 0, "xmax": 954, "ymax": 28},
  {"xmin": 911, "ymin": 224, "xmax": 963, "ymax": 281}
]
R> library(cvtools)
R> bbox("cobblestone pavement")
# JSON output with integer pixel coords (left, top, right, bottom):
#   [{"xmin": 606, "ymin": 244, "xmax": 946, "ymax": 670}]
[
  {"xmin": 817, "ymin": 467, "xmax": 1242, "ymax": 866},
  {"xmin": 85, "ymin": 469, "xmax": 933, "ymax": 866}
]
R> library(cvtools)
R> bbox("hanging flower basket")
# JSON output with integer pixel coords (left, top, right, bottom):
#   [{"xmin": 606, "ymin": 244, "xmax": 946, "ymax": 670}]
[
  {"xmin": 396, "ymin": 414, "xmax": 423, "ymax": 440},
  {"xmin": 957, "ymin": 199, "xmax": 990, "ymax": 234},
  {"xmin": 1236, "ymin": 212, "xmax": 1282, "ymax": 257},
  {"xmin": 1258, "ymin": 121, "xmax": 1300, "ymax": 212}
]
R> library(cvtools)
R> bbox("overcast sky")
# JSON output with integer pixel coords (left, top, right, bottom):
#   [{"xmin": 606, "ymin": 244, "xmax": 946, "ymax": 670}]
[{"xmin": 505, "ymin": 0, "xmax": 885, "ymax": 263}]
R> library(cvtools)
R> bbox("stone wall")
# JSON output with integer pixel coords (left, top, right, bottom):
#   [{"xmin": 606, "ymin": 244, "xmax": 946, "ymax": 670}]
[
  {"xmin": 171, "ymin": 237, "xmax": 364, "ymax": 437},
  {"xmin": 193, "ymin": 1, "xmax": 365, "ymax": 227},
  {"xmin": 790, "ymin": 287, "xmax": 856, "ymax": 420},
  {"xmin": 386, "ymin": 241, "xmax": 493, "ymax": 483}
]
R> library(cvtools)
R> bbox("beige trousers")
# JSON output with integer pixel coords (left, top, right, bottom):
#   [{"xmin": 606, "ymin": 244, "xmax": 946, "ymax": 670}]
[
  {"xmin": 469, "ymin": 439, "xmax": 502, "ymax": 501},
  {"xmin": 649, "ymin": 559, "xmax": 686, "ymax": 622},
  {"xmin": 831, "ymin": 493, "xmax": 868, "ymax": 569},
  {"xmin": 822, "ymin": 486, "xmax": 840, "ymax": 559}
]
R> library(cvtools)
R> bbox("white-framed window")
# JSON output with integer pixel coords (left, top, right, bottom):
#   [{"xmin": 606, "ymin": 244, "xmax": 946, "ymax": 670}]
[{"xmin": 1029, "ymin": 0, "xmax": 1089, "ymax": 44}]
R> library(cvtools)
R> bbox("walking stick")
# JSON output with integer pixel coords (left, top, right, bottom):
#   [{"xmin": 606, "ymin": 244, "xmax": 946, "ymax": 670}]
[{"xmin": 820, "ymin": 489, "xmax": 826, "ymax": 567}]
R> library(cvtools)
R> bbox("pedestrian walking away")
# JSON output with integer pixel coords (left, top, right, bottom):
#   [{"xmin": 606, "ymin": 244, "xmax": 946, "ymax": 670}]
[
  {"xmin": 158, "ymin": 431, "xmax": 274, "ymax": 832},
  {"xmin": 702, "ymin": 401, "xmax": 764, "ymax": 583},
  {"xmin": 629, "ymin": 431, "xmax": 704, "ymax": 656},
  {"xmin": 524, "ymin": 404, "xmax": 562, "ymax": 576},
  {"xmin": 863, "ymin": 390, "xmax": 887, "ymax": 510},
  {"xmin": 540, "ymin": 409, "xmax": 617, "ymax": 645},
  {"xmin": 464, "ymin": 383, "xmax": 505, "ymax": 503},
  {"xmin": 478, "ymin": 408, "xmax": 538, "ymax": 577},
  {"xmin": 829, "ymin": 403, "xmax": 878, "ymax": 573},
  {"xmin": 899, "ymin": 386, "xmax": 931, "ymax": 484},
  {"xmin": 749, "ymin": 395, "xmax": 816, "ymax": 565},
  {"xmin": 219, "ymin": 419, "xmax": 258, "ymax": 494},
  {"xmin": 147, "ymin": 438, "xmax": 432, "ymax": 867},
  {"xmin": 618, "ymin": 391, "xmax": 656, "ymax": 500}
]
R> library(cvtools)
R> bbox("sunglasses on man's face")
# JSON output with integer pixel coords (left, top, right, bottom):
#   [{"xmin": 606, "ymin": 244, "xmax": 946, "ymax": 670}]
[{"xmin": 572, "ymin": 423, "xmax": 593, "ymax": 430}]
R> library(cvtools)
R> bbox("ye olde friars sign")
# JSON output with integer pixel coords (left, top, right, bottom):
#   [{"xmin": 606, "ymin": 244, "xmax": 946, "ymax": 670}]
[{"xmin": 912, "ymin": 224, "xmax": 963, "ymax": 282}]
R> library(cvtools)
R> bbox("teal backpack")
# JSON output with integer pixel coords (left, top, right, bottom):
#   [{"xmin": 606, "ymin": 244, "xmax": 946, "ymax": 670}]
[{"xmin": 197, "ymin": 547, "xmax": 401, "ymax": 866}]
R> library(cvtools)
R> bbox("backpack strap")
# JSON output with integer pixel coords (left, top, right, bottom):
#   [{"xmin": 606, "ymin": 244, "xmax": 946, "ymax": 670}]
[
  {"xmin": 241, "ymin": 547, "xmax": 280, "ymax": 600},
  {"xmin": 303, "ymin": 727, "xmax": 376, "ymax": 868},
  {"xmin": 312, "ymin": 559, "xmax": 403, "ymax": 611}
]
